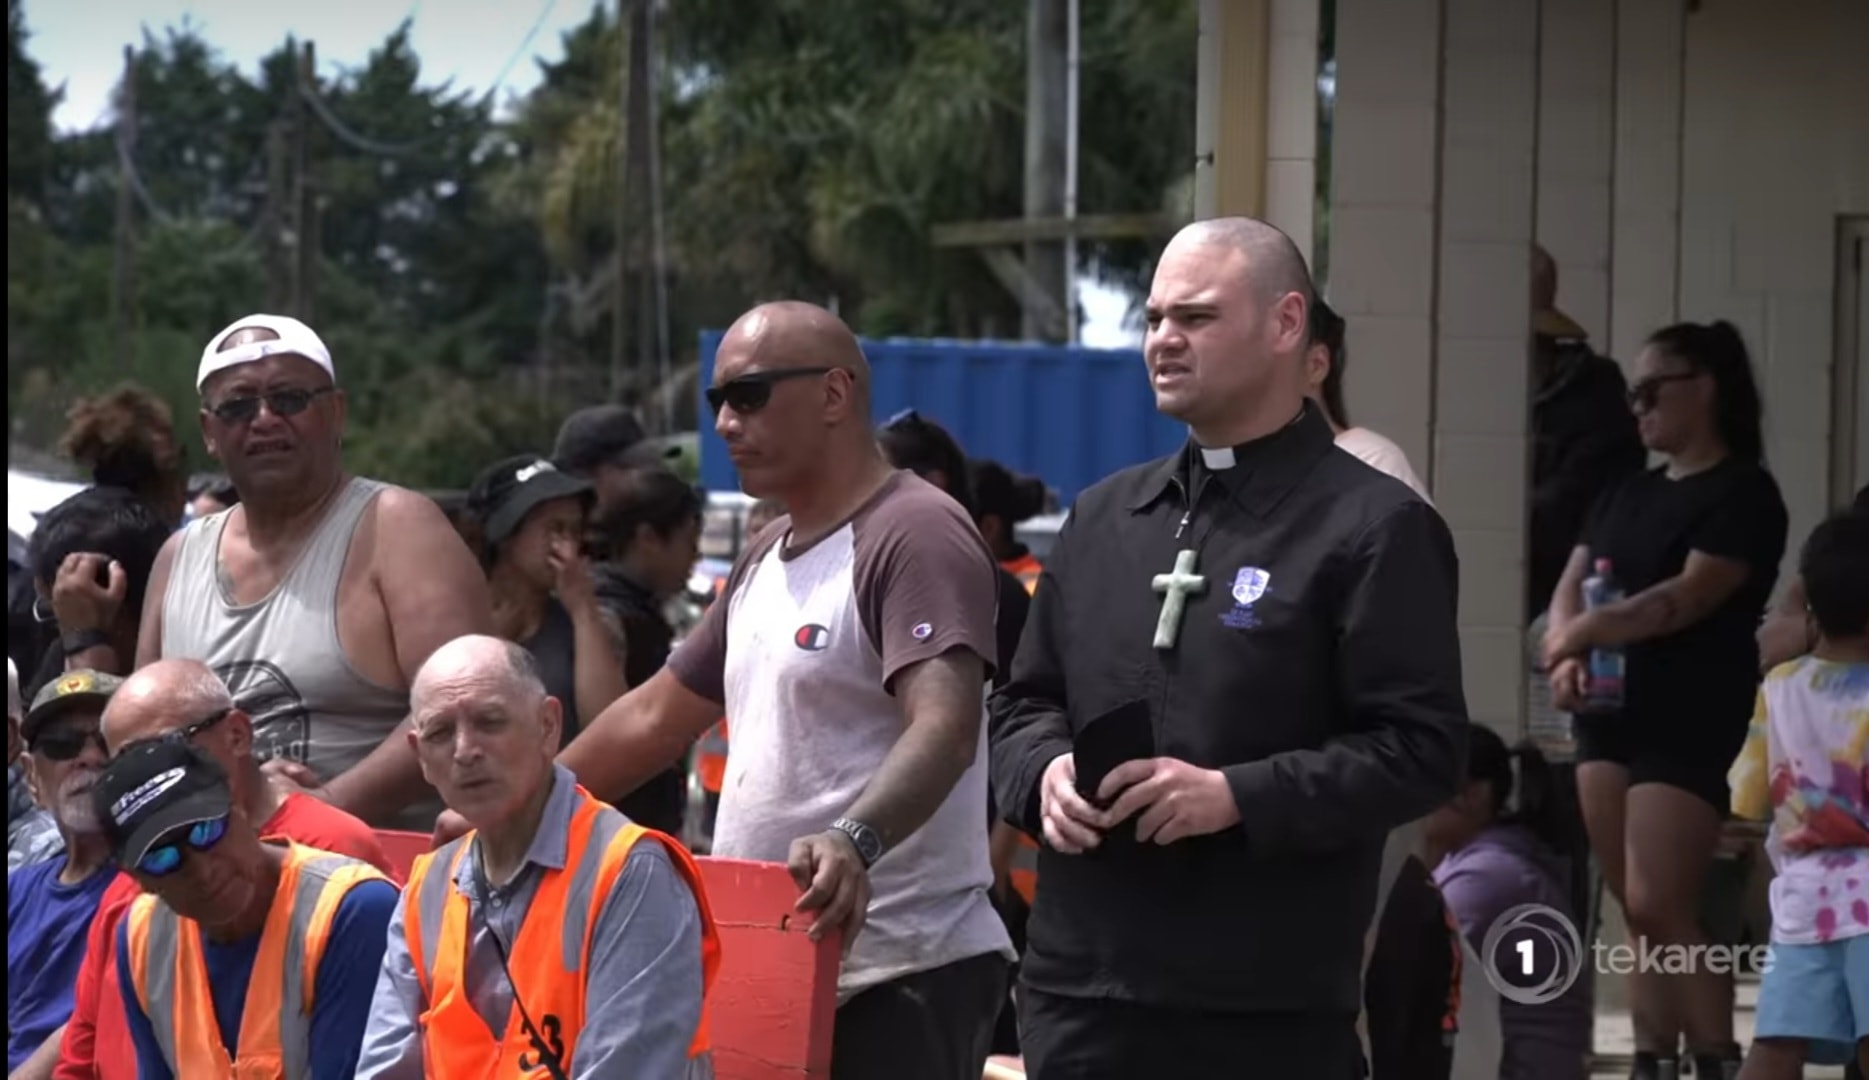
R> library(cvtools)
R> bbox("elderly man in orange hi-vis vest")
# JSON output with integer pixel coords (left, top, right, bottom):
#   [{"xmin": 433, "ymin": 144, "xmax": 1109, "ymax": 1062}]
[
  {"xmin": 354, "ymin": 635, "xmax": 721, "ymax": 1080},
  {"xmin": 98, "ymin": 738, "xmax": 398, "ymax": 1080}
]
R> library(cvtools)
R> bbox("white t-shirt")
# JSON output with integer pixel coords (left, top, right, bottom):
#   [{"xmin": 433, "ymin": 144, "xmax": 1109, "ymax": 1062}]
[
  {"xmin": 668, "ymin": 472, "xmax": 1014, "ymax": 998},
  {"xmin": 1336, "ymin": 427, "xmax": 1431, "ymax": 503}
]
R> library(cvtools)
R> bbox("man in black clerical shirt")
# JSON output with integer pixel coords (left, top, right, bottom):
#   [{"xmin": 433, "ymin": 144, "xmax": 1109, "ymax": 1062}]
[{"xmin": 988, "ymin": 217, "xmax": 1469, "ymax": 1079}]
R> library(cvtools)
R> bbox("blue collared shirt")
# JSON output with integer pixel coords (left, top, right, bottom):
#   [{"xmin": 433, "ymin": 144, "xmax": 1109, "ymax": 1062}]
[{"xmin": 353, "ymin": 764, "xmax": 712, "ymax": 1080}]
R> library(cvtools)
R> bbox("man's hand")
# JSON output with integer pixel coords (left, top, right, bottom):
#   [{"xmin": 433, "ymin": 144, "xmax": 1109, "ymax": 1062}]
[
  {"xmin": 51, "ymin": 553, "xmax": 126, "ymax": 633},
  {"xmin": 788, "ymin": 830, "xmax": 871, "ymax": 951},
  {"xmin": 261, "ymin": 758, "xmax": 331, "ymax": 801},
  {"xmin": 1096, "ymin": 757, "xmax": 1241, "ymax": 845},
  {"xmin": 433, "ymin": 809, "xmax": 472, "ymax": 847},
  {"xmin": 548, "ymin": 537, "xmax": 599, "ymax": 613},
  {"xmin": 1039, "ymin": 753, "xmax": 1106, "ymax": 854},
  {"xmin": 1548, "ymin": 656, "xmax": 1588, "ymax": 713}
]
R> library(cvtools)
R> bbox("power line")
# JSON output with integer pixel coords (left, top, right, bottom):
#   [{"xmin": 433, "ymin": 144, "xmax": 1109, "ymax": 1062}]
[{"xmin": 294, "ymin": 0, "xmax": 561, "ymax": 158}]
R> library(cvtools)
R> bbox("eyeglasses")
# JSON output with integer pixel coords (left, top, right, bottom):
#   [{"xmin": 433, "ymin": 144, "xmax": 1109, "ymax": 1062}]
[
  {"xmin": 705, "ymin": 368, "xmax": 834, "ymax": 417},
  {"xmin": 30, "ymin": 725, "xmax": 108, "ymax": 763},
  {"xmin": 120, "ymin": 709, "xmax": 231, "ymax": 755},
  {"xmin": 135, "ymin": 815, "xmax": 230, "ymax": 877},
  {"xmin": 207, "ymin": 386, "xmax": 335, "ymax": 425},
  {"xmin": 1627, "ymin": 372, "xmax": 1699, "ymax": 412}
]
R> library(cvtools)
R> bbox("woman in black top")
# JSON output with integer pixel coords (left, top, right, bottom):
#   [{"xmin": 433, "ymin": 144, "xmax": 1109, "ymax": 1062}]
[
  {"xmin": 585, "ymin": 468, "xmax": 704, "ymax": 835},
  {"xmin": 1540, "ymin": 321, "xmax": 1788, "ymax": 1080},
  {"xmin": 464, "ymin": 455, "xmax": 631, "ymax": 751}
]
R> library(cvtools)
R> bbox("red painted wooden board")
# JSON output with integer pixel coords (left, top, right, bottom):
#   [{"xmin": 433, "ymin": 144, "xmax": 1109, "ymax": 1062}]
[
  {"xmin": 698, "ymin": 857, "xmax": 842, "ymax": 1079},
  {"xmin": 373, "ymin": 829, "xmax": 430, "ymax": 883},
  {"xmin": 374, "ymin": 832, "xmax": 840, "ymax": 1078}
]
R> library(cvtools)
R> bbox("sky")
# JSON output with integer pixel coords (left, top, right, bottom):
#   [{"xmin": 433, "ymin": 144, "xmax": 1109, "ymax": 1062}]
[
  {"xmin": 22, "ymin": 0, "xmax": 601, "ymax": 132},
  {"xmin": 19, "ymin": 0, "xmax": 1142, "ymax": 348}
]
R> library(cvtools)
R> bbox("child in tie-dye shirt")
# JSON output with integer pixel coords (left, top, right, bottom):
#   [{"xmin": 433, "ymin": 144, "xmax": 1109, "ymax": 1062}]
[{"xmin": 1729, "ymin": 507, "xmax": 1868, "ymax": 1076}]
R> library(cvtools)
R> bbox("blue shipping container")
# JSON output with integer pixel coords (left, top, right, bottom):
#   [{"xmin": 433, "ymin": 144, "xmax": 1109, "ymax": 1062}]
[{"xmin": 695, "ymin": 333, "xmax": 1188, "ymax": 505}]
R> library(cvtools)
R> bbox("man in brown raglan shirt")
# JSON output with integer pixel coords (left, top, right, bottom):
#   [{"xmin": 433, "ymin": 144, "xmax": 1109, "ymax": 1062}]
[{"xmin": 493, "ymin": 302, "xmax": 1014, "ymax": 1080}]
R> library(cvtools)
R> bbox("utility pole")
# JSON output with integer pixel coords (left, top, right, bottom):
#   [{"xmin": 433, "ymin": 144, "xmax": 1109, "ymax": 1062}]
[
  {"xmin": 625, "ymin": 0, "xmax": 654, "ymax": 407},
  {"xmin": 1023, "ymin": 0, "xmax": 1069, "ymax": 343},
  {"xmin": 609, "ymin": 0, "xmax": 634, "ymax": 403},
  {"xmin": 292, "ymin": 40, "xmax": 319, "ymax": 324},
  {"xmin": 112, "ymin": 45, "xmax": 137, "ymax": 366},
  {"xmin": 263, "ymin": 119, "xmax": 289, "ymax": 310}
]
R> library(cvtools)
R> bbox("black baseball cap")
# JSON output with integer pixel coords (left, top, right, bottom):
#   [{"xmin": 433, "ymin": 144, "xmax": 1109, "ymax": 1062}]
[
  {"xmin": 467, "ymin": 455, "xmax": 594, "ymax": 546},
  {"xmin": 23, "ymin": 669, "xmax": 124, "ymax": 744},
  {"xmin": 552, "ymin": 405, "xmax": 681, "ymax": 475},
  {"xmin": 92, "ymin": 740, "xmax": 233, "ymax": 868}
]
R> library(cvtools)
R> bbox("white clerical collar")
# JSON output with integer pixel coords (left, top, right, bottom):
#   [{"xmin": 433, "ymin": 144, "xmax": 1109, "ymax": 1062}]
[{"xmin": 1198, "ymin": 444, "xmax": 1237, "ymax": 470}]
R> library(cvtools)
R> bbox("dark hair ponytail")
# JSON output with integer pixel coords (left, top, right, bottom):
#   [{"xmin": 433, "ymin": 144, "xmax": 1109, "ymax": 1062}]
[
  {"xmin": 1309, "ymin": 298, "xmax": 1350, "ymax": 429},
  {"xmin": 1467, "ymin": 723, "xmax": 1567, "ymax": 856},
  {"xmin": 1646, "ymin": 319, "xmax": 1766, "ymax": 464}
]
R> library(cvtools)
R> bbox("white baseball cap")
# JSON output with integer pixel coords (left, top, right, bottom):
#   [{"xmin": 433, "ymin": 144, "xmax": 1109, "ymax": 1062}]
[{"xmin": 197, "ymin": 314, "xmax": 336, "ymax": 391}]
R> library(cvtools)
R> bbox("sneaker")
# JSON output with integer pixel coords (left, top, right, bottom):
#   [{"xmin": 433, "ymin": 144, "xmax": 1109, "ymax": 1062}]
[
  {"xmin": 1686, "ymin": 1047, "xmax": 1742, "ymax": 1080},
  {"xmin": 1631, "ymin": 1052, "xmax": 1680, "ymax": 1080}
]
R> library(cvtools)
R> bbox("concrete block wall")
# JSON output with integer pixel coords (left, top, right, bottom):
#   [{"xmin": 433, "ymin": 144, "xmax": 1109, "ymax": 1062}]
[
  {"xmin": 1327, "ymin": 0, "xmax": 1442, "ymax": 483},
  {"xmin": 1675, "ymin": 0, "xmax": 1869, "ymax": 578},
  {"xmin": 1608, "ymin": 0, "xmax": 1685, "ymax": 369},
  {"xmin": 1319, "ymin": 0, "xmax": 1867, "ymax": 737},
  {"xmin": 1435, "ymin": 0, "xmax": 1539, "ymax": 736},
  {"xmin": 1535, "ymin": 0, "xmax": 1614, "ymax": 348},
  {"xmin": 1264, "ymin": 0, "xmax": 1321, "ymax": 265}
]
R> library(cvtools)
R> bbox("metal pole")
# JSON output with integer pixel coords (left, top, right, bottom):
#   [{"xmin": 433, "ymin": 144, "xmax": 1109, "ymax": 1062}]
[
  {"xmin": 1064, "ymin": 0, "xmax": 1080, "ymax": 344},
  {"xmin": 645, "ymin": 0, "xmax": 673, "ymax": 432}
]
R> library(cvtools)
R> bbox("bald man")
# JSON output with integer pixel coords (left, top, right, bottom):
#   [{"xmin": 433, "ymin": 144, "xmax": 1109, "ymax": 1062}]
[
  {"xmin": 35, "ymin": 660, "xmax": 386, "ymax": 1080},
  {"xmin": 510, "ymin": 302, "xmax": 1013, "ymax": 1080},
  {"xmin": 987, "ymin": 218, "xmax": 1469, "ymax": 1078},
  {"xmin": 357, "ymin": 635, "xmax": 716, "ymax": 1080}
]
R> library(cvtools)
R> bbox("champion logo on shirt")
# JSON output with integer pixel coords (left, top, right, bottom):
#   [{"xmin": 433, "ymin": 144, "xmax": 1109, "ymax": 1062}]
[
  {"xmin": 911, "ymin": 622, "xmax": 934, "ymax": 641},
  {"xmin": 794, "ymin": 624, "xmax": 831, "ymax": 651}
]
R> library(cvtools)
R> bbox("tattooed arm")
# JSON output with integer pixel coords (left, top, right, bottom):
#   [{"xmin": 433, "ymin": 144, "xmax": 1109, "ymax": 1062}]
[{"xmin": 1553, "ymin": 550, "xmax": 1753, "ymax": 656}]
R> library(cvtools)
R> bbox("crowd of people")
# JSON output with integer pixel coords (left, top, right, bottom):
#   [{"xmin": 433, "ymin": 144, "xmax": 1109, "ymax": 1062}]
[{"xmin": 5, "ymin": 215, "xmax": 1865, "ymax": 1080}]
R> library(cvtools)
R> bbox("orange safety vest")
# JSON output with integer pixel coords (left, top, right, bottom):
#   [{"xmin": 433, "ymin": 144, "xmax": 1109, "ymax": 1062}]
[
  {"xmin": 124, "ymin": 843, "xmax": 390, "ymax": 1079},
  {"xmin": 1009, "ymin": 834, "xmax": 1039, "ymax": 907},
  {"xmin": 696, "ymin": 719, "xmax": 729, "ymax": 795},
  {"xmin": 1001, "ymin": 553, "xmax": 1042, "ymax": 596},
  {"xmin": 403, "ymin": 785, "xmax": 722, "ymax": 1079}
]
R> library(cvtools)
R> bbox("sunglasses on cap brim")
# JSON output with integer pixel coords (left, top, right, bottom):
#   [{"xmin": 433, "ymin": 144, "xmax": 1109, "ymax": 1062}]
[
  {"xmin": 133, "ymin": 815, "xmax": 232, "ymax": 878},
  {"xmin": 705, "ymin": 367, "xmax": 835, "ymax": 416}
]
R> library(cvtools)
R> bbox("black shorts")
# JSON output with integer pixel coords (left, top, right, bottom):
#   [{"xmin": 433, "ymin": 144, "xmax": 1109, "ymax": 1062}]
[
  {"xmin": 1572, "ymin": 710, "xmax": 1748, "ymax": 813},
  {"xmin": 831, "ymin": 952, "xmax": 1009, "ymax": 1080}
]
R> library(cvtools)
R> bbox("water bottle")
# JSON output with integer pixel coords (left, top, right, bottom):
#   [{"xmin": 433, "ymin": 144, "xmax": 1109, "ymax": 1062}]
[{"xmin": 1580, "ymin": 558, "xmax": 1626, "ymax": 712}]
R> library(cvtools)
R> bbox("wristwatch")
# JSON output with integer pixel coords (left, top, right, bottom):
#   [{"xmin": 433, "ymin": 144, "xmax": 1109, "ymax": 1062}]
[
  {"xmin": 829, "ymin": 817, "xmax": 884, "ymax": 869},
  {"xmin": 61, "ymin": 628, "xmax": 110, "ymax": 657}
]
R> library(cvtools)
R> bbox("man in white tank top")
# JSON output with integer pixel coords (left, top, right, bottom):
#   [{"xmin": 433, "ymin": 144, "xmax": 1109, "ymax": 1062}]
[{"xmin": 138, "ymin": 314, "xmax": 492, "ymax": 830}]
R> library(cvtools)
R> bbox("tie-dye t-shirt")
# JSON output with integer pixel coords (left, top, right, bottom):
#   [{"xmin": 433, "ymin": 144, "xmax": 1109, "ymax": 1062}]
[{"xmin": 1728, "ymin": 656, "xmax": 1869, "ymax": 944}]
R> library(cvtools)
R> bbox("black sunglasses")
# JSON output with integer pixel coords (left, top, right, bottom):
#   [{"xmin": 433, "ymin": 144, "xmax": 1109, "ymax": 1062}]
[
  {"xmin": 120, "ymin": 708, "xmax": 232, "ymax": 755},
  {"xmin": 705, "ymin": 368, "xmax": 834, "ymax": 417},
  {"xmin": 207, "ymin": 386, "xmax": 336, "ymax": 425},
  {"xmin": 30, "ymin": 724, "xmax": 108, "ymax": 763},
  {"xmin": 1627, "ymin": 372, "xmax": 1699, "ymax": 411}
]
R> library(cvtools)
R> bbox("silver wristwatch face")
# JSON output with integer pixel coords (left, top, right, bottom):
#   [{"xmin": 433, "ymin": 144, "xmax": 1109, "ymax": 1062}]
[{"xmin": 836, "ymin": 818, "xmax": 881, "ymax": 864}]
